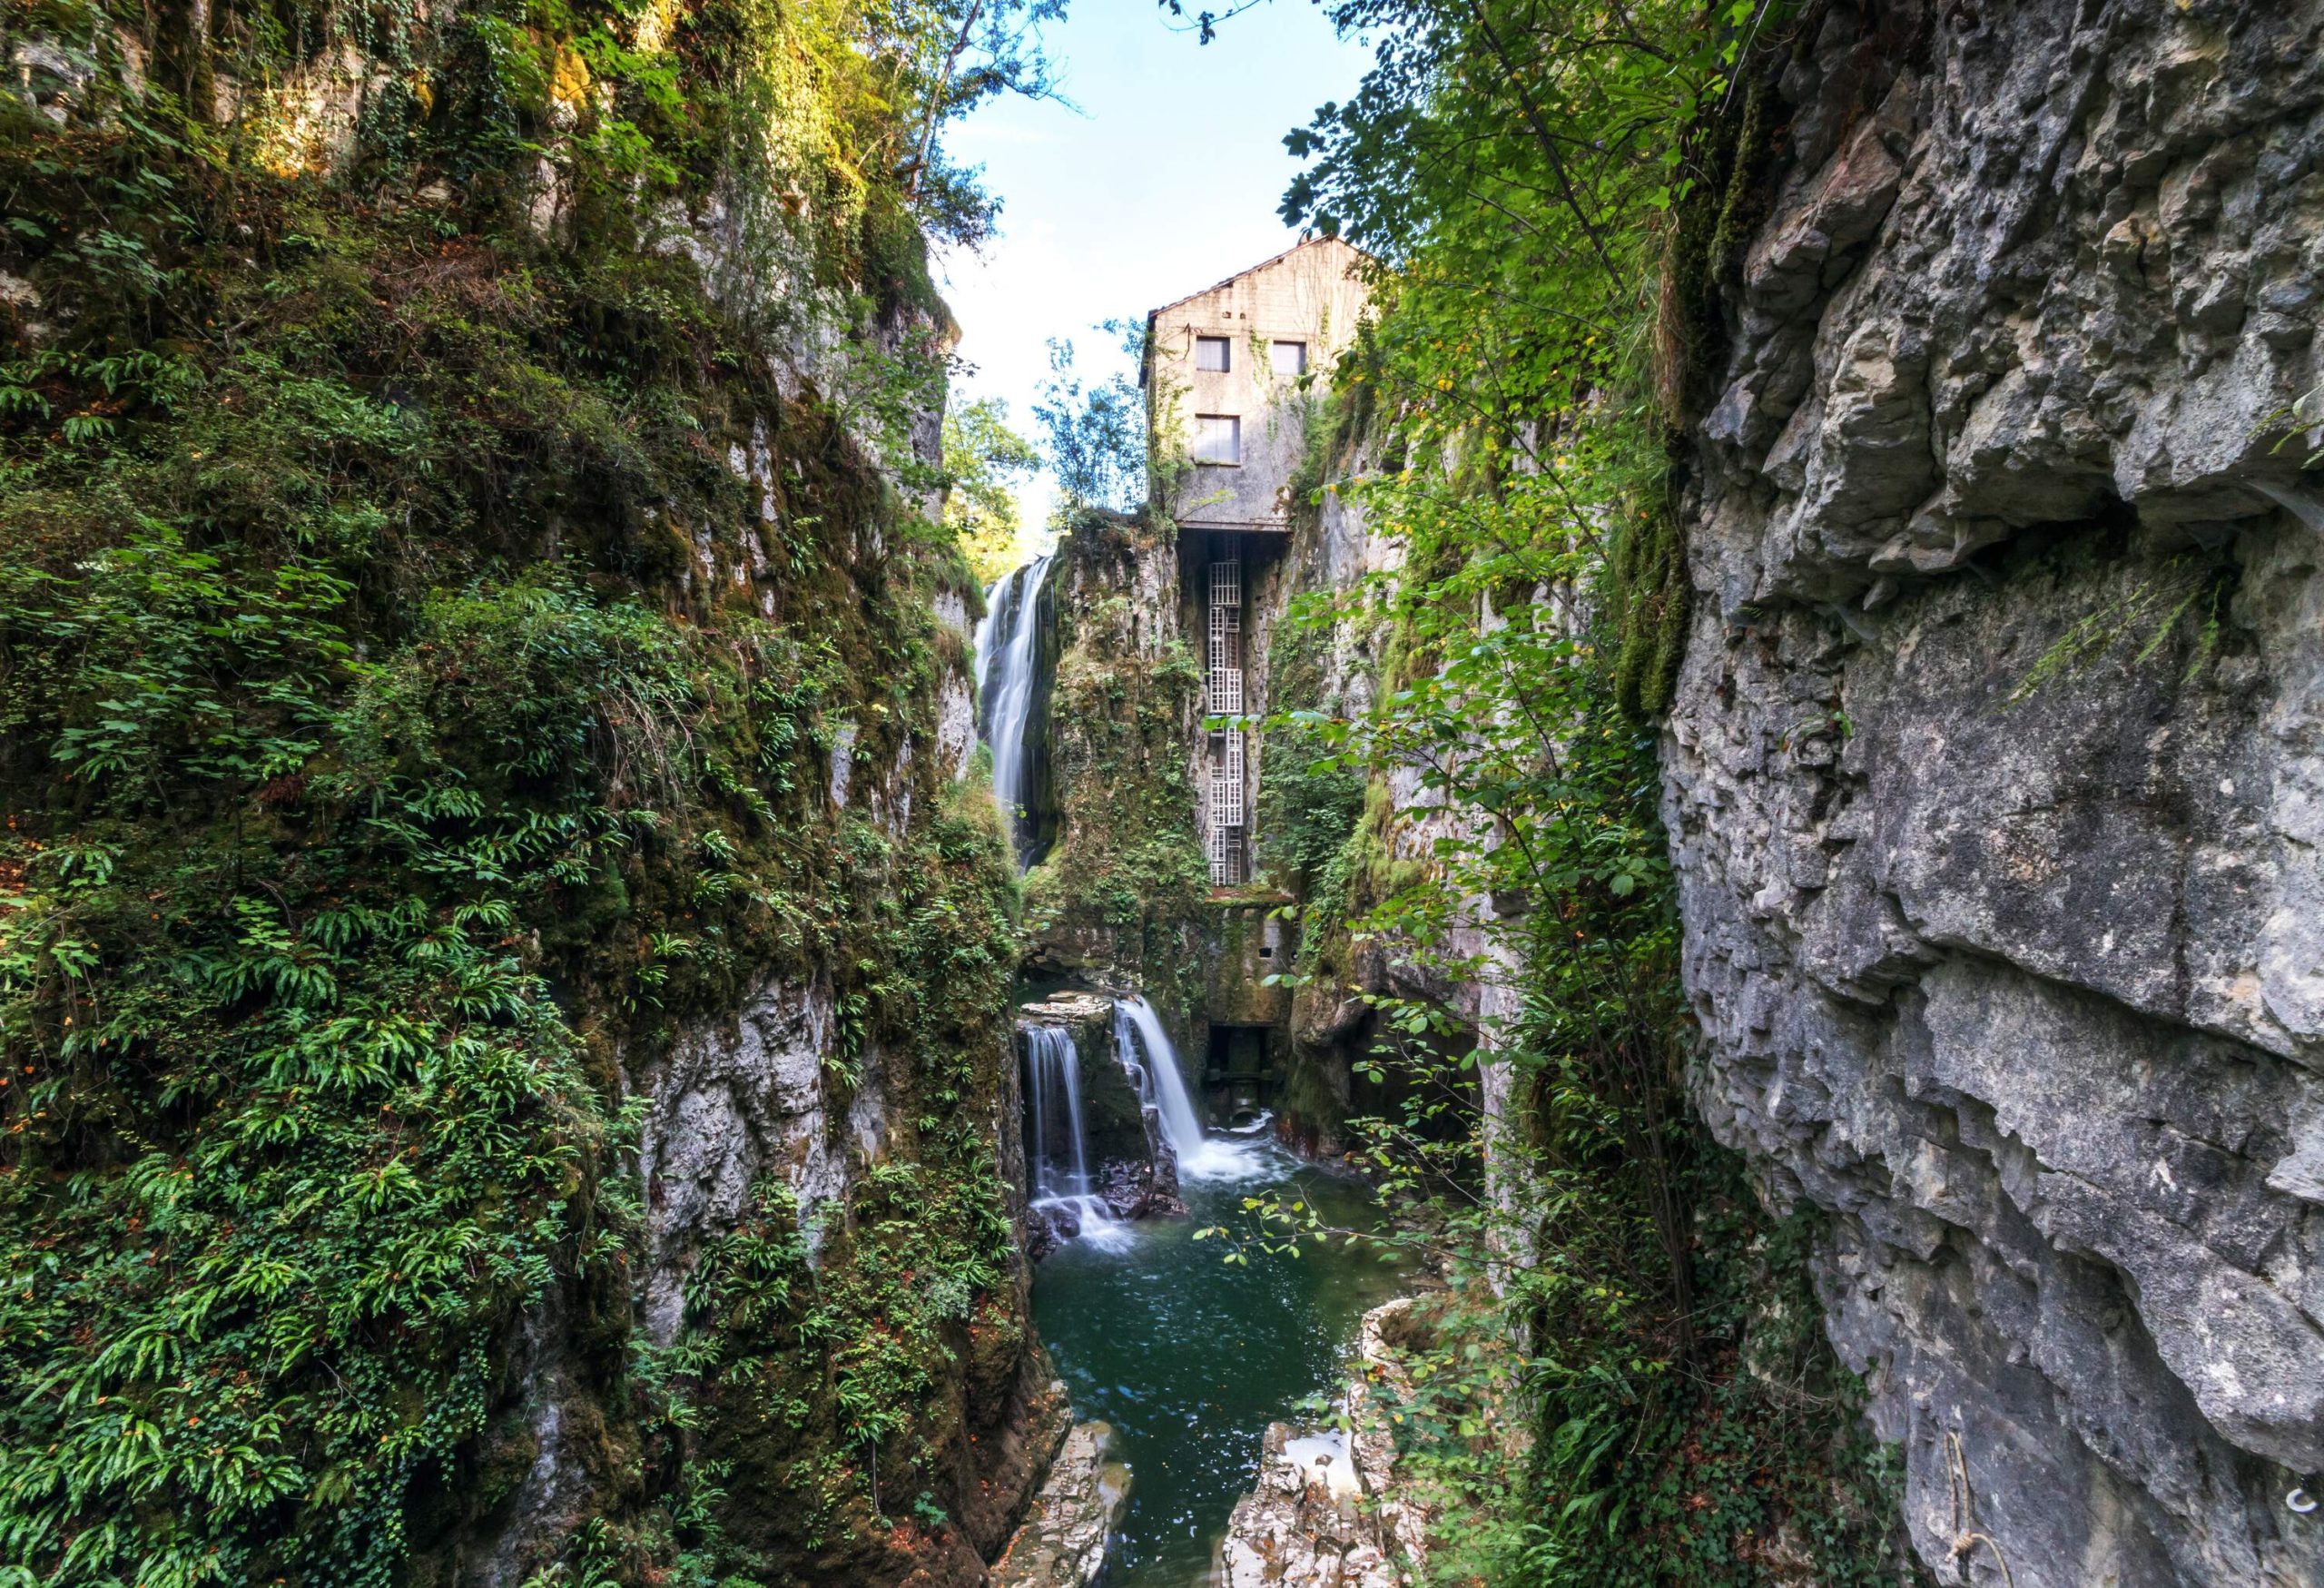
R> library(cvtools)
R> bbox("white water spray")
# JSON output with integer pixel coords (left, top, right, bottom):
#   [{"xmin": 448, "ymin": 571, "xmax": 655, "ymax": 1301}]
[
  {"xmin": 974, "ymin": 555, "xmax": 1053, "ymax": 870},
  {"xmin": 1022, "ymin": 1023, "xmax": 1128, "ymax": 1248},
  {"xmin": 1114, "ymin": 995, "xmax": 1265, "ymax": 1181}
]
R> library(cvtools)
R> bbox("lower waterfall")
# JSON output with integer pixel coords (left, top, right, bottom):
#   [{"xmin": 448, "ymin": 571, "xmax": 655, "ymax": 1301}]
[
  {"xmin": 1022, "ymin": 1023, "xmax": 1127, "ymax": 1248},
  {"xmin": 1113, "ymin": 994, "xmax": 1258, "ymax": 1181}
]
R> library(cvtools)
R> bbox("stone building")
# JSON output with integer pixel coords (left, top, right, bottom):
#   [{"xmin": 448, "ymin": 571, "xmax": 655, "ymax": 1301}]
[{"xmin": 1141, "ymin": 236, "xmax": 1370, "ymax": 887}]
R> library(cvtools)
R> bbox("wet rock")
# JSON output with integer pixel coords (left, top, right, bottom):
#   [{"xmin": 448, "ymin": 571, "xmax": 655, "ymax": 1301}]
[
  {"xmin": 1215, "ymin": 1423, "xmax": 1403, "ymax": 1588},
  {"xmin": 1022, "ymin": 1200, "xmax": 1072, "ymax": 1263},
  {"xmin": 1099, "ymin": 1155, "xmax": 1184, "ymax": 1221},
  {"xmin": 1017, "ymin": 991, "xmax": 1181, "ymax": 1243},
  {"xmin": 990, "ymin": 1419, "xmax": 1130, "ymax": 1588},
  {"xmin": 1213, "ymin": 1299, "xmax": 1432, "ymax": 1588}
]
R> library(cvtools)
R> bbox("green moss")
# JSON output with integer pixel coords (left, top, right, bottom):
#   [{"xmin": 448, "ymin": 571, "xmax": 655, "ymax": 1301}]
[
  {"xmin": 1612, "ymin": 64, "xmax": 1781, "ymax": 724},
  {"xmin": 0, "ymin": 5, "xmax": 1029, "ymax": 1583},
  {"xmin": 1657, "ymin": 69, "xmax": 1778, "ymax": 431},
  {"xmin": 1021, "ymin": 508, "xmax": 1208, "ymax": 1008},
  {"xmin": 1610, "ymin": 492, "xmax": 1692, "ymax": 720}
]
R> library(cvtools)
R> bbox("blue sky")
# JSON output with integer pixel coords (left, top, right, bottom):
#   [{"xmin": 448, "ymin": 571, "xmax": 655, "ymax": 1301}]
[{"xmin": 933, "ymin": 1, "xmax": 1372, "ymax": 551}]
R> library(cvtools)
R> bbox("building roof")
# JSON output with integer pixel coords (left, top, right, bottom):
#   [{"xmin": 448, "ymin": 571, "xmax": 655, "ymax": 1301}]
[{"xmin": 1139, "ymin": 234, "xmax": 1374, "ymax": 387}]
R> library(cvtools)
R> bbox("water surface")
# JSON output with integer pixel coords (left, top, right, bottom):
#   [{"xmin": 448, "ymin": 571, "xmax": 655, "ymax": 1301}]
[{"xmin": 1030, "ymin": 1142, "xmax": 1408, "ymax": 1587}]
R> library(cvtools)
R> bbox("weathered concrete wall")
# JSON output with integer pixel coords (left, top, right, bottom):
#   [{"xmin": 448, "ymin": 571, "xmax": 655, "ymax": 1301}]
[
  {"xmin": 1203, "ymin": 901, "xmax": 1295, "ymax": 1027},
  {"xmin": 1149, "ymin": 237, "xmax": 1370, "ymax": 532},
  {"xmin": 1668, "ymin": 3, "xmax": 2324, "ymax": 1583}
]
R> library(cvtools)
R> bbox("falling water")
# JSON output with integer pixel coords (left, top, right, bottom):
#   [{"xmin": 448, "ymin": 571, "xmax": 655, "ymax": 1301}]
[
  {"xmin": 1023, "ymin": 1024, "xmax": 1093, "ymax": 1199},
  {"xmin": 1022, "ymin": 1024, "xmax": 1124, "ymax": 1244},
  {"xmin": 1113, "ymin": 995, "xmax": 1264, "ymax": 1181},
  {"xmin": 974, "ymin": 555, "xmax": 1054, "ymax": 870}
]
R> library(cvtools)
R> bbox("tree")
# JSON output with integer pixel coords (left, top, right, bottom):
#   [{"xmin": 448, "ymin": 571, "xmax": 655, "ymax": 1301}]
[
  {"xmin": 943, "ymin": 397, "xmax": 1042, "ymax": 583},
  {"xmin": 1167, "ymin": 2, "xmax": 1913, "ymax": 1580},
  {"xmin": 1032, "ymin": 327, "xmax": 1149, "ymax": 514},
  {"xmin": 883, "ymin": 0, "xmax": 1078, "ymax": 242}
]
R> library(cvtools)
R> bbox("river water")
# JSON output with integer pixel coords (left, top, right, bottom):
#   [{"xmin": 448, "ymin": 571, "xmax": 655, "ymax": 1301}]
[{"xmin": 1029, "ymin": 1136, "xmax": 1409, "ymax": 1587}]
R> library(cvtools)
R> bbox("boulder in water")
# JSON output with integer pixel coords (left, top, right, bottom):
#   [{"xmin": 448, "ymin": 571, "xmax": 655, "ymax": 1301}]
[{"xmin": 1213, "ymin": 1298, "xmax": 1435, "ymax": 1587}]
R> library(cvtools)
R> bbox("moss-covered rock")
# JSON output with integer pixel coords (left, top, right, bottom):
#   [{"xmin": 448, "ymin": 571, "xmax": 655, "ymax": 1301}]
[
  {"xmin": 0, "ymin": 3, "xmax": 1044, "ymax": 1583},
  {"xmin": 1020, "ymin": 508, "xmax": 1207, "ymax": 1031}
]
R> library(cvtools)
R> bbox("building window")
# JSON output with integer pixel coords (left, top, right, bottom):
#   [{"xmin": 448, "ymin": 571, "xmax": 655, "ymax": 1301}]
[
  {"xmin": 1195, "ymin": 336, "xmax": 1231, "ymax": 372},
  {"xmin": 1207, "ymin": 821, "xmax": 1245, "ymax": 886},
  {"xmin": 1207, "ymin": 558, "xmax": 1243, "ymax": 715},
  {"xmin": 1270, "ymin": 340, "xmax": 1307, "ymax": 377},
  {"xmin": 1193, "ymin": 414, "xmax": 1241, "ymax": 465},
  {"xmin": 1207, "ymin": 725, "xmax": 1246, "ymax": 886}
]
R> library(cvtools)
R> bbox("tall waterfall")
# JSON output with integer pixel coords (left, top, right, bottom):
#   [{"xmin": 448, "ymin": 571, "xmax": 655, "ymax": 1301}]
[
  {"xmin": 1114, "ymin": 995, "xmax": 1261, "ymax": 1181},
  {"xmin": 974, "ymin": 555, "xmax": 1053, "ymax": 870},
  {"xmin": 1021, "ymin": 1024, "xmax": 1123, "ymax": 1245}
]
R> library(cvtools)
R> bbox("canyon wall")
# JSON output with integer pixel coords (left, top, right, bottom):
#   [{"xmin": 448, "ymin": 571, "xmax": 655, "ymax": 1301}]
[
  {"xmin": 1021, "ymin": 510, "xmax": 1213, "ymax": 1029},
  {"xmin": 0, "ymin": 7, "xmax": 1055, "ymax": 1584},
  {"xmin": 1669, "ymin": 2, "xmax": 2324, "ymax": 1582}
]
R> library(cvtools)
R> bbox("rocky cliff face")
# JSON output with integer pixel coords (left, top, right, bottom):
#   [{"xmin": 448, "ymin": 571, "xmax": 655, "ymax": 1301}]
[
  {"xmin": 0, "ymin": 6, "xmax": 1054, "ymax": 1584},
  {"xmin": 1021, "ymin": 510, "xmax": 1211, "ymax": 1022},
  {"xmin": 1669, "ymin": 2, "xmax": 2324, "ymax": 1582}
]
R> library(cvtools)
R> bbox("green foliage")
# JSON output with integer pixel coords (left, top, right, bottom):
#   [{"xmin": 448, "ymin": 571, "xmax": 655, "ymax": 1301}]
[
  {"xmin": 1241, "ymin": 528, "xmax": 1908, "ymax": 1582},
  {"xmin": 0, "ymin": 544, "xmax": 623, "ymax": 1584},
  {"xmin": 1024, "ymin": 512, "xmax": 1208, "ymax": 930},
  {"xmin": 941, "ymin": 395, "xmax": 1042, "ymax": 585},
  {"xmin": 1186, "ymin": 1, "xmax": 1911, "ymax": 1582},
  {"xmin": 0, "ymin": 1, "xmax": 1048, "ymax": 1580},
  {"xmin": 1019, "ymin": 509, "xmax": 1209, "ymax": 1022},
  {"xmin": 1256, "ymin": 620, "xmax": 1366, "ymax": 890},
  {"xmin": 606, "ymin": 782, "xmax": 1027, "ymax": 1583},
  {"xmin": 1327, "ymin": 1198, "xmax": 1907, "ymax": 1588},
  {"xmin": 1256, "ymin": 714, "xmax": 1366, "ymax": 890},
  {"xmin": 1033, "ymin": 322, "xmax": 1151, "ymax": 514}
]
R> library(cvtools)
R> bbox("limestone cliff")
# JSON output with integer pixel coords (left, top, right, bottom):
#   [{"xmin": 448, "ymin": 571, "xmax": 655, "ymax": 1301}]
[{"xmin": 1669, "ymin": 2, "xmax": 2324, "ymax": 1582}]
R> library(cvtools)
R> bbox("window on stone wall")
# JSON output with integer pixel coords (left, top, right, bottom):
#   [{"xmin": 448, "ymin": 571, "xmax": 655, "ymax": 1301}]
[
  {"xmin": 1194, "ymin": 414, "xmax": 1241, "ymax": 465},
  {"xmin": 1270, "ymin": 340, "xmax": 1307, "ymax": 377},
  {"xmin": 1195, "ymin": 336, "xmax": 1231, "ymax": 372}
]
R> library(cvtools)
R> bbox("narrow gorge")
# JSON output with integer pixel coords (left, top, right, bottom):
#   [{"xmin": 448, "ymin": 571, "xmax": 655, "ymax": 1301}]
[{"xmin": 3, "ymin": 2, "xmax": 2321, "ymax": 1587}]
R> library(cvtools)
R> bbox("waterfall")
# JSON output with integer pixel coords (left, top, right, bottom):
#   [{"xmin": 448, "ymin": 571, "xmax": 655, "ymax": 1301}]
[
  {"xmin": 1024, "ymin": 1024, "xmax": 1094, "ymax": 1200},
  {"xmin": 974, "ymin": 555, "xmax": 1053, "ymax": 870},
  {"xmin": 1114, "ymin": 995, "xmax": 1263, "ymax": 1181},
  {"xmin": 1022, "ymin": 1024, "xmax": 1124, "ymax": 1246}
]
